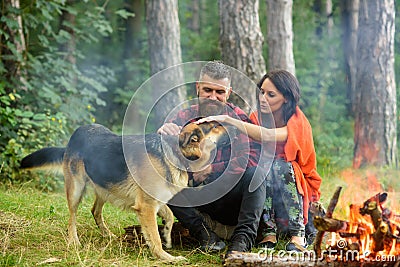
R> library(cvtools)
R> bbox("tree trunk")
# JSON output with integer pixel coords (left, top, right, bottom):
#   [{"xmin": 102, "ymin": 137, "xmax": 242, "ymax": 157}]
[
  {"xmin": 59, "ymin": 0, "xmax": 77, "ymax": 93},
  {"xmin": 123, "ymin": 0, "xmax": 144, "ymax": 64},
  {"xmin": 1, "ymin": 0, "xmax": 26, "ymax": 86},
  {"xmin": 146, "ymin": 0, "xmax": 185, "ymax": 128},
  {"xmin": 353, "ymin": 0, "xmax": 397, "ymax": 168},
  {"xmin": 340, "ymin": 0, "xmax": 359, "ymax": 115},
  {"xmin": 122, "ymin": 0, "xmax": 144, "ymax": 86},
  {"xmin": 187, "ymin": 1, "xmax": 200, "ymax": 33},
  {"xmin": 266, "ymin": 0, "xmax": 295, "ymax": 75},
  {"xmin": 59, "ymin": 0, "xmax": 76, "ymax": 65},
  {"xmin": 218, "ymin": 0, "xmax": 266, "ymax": 112},
  {"xmin": 325, "ymin": 0, "xmax": 333, "ymax": 36},
  {"xmin": 10, "ymin": 0, "xmax": 26, "ymax": 56}
]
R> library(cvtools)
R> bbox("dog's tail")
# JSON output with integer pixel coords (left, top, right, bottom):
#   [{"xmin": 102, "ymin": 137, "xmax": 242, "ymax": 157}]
[{"xmin": 20, "ymin": 147, "xmax": 66, "ymax": 172}]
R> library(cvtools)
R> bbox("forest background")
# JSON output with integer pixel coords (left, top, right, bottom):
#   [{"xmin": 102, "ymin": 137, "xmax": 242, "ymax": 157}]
[
  {"xmin": 0, "ymin": 0, "xmax": 399, "ymax": 266},
  {"xmin": 1, "ymin": 0, "xmax": 399, "ymax": 185}
]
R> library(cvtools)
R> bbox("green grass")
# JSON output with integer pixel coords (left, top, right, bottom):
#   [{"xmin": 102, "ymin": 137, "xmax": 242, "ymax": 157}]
[
  {"xmin": 0, "ymin": 182, "xmax": 222, "ymax": 266},
  {"xmin": 1, "ymin": 166, "xmax": 399, "ymax": 266}
]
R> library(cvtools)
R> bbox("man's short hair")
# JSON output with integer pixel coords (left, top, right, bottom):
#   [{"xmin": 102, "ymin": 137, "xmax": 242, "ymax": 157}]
[{"xmin": 199, "ymin": 60, "xmax": 232, "ymax": 82}]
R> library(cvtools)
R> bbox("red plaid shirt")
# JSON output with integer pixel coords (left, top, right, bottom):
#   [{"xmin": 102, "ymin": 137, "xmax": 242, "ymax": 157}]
[{"xmin": 170, "ymin": 103, "xmax": 261, "ymax": 185}]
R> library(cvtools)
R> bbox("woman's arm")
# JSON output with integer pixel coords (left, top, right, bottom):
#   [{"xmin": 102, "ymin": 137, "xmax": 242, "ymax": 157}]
[{"xmin": 196, "ymin": 115, "xmax": 288, "ymax": 142}]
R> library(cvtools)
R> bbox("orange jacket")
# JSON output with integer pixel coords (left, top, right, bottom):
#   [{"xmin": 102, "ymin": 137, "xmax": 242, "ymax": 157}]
[{"xmin": 250, "ymin": 106, "xmax": 322, "ymax": 223}]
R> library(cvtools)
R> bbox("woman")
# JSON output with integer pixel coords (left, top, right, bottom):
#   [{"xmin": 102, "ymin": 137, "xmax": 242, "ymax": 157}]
[{"xmin": 197, "ymin": 70, "xmax": 322, "ymax": 251}]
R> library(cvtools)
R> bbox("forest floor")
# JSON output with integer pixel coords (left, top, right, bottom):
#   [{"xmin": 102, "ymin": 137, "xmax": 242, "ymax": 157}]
[{"xmin": 1, "ymin": 167, "xmax": 398, "ymax": 266}]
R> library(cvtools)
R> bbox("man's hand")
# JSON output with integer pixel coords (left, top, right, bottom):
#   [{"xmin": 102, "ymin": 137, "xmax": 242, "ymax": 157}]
[
  {"xmin": 192, "ymin": 165, "xmax": 212, "ymax": 184},
  {"xmin": 157, "ymin": 123, "xmax": 182, "ymax": 135}
]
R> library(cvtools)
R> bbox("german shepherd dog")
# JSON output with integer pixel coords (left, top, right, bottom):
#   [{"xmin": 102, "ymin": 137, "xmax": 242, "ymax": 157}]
[{"xmin": 20, "ymin": 122, "xmax": 231, "ymax": 261}]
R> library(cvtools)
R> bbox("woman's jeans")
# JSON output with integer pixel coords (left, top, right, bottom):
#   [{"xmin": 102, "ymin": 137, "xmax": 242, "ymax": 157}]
[{"xmin": 262, "ymin": 158, "xmax": 305, "ymax": 238}]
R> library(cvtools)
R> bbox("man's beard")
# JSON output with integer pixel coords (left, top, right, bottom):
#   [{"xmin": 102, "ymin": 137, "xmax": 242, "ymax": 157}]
[{"xmin": 198, "ymin": 98, "xmax": 227, "ymax": 117}]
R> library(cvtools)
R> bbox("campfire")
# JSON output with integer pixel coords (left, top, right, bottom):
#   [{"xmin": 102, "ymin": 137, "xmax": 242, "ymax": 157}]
[
  {"xmin": 314, "ymin": 186, "xmax": 400, "ymax": 263},
  {"xmin": 224, "ymin": 185, "xmax": 400, "ymax": 267}
]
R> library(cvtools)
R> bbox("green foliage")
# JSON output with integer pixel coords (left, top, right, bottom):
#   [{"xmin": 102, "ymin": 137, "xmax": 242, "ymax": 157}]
[
  {"xmin": 0, "ymin": 0, "xmax": 120, "ymax": 188},
  {"xmin": 74, "ymin": 0, "xmax": 149, "ymax": 131},
  {"xmin": 290, "ymin": 1, "xmax": 353, "ymax": 173},
  {"xmin": 179, "ymin": 1, "xmax": 220, "ymax": 61},
  {"xmin": 0, "ymin": 81, "xmax": 67, "ymax": 189},
  {"xmin": 1, "ymin": 0, "xmax": 399, "ymax": 188}
]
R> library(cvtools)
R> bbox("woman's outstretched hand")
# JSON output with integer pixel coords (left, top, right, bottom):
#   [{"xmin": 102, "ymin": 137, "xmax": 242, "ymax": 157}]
[{"xmin": 195, "ymin": 115, "xmax": 231, "ymax": 124}]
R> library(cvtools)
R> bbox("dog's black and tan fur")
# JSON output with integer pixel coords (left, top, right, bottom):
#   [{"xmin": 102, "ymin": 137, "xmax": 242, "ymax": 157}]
[{"xmin": 21, "ymin": 122, "xmax": 230, "ymax": 261}]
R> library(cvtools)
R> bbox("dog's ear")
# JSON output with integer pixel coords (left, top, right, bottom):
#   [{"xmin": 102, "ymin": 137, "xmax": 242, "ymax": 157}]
[{"xmin": 179, "ymin": 131, "xmax": 191, "ymax": 148}]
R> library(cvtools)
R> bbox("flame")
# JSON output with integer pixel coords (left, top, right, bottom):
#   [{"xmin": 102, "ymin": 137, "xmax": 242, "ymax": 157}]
[
  {"xmin": 325, "ymin": 170, "xmax": 400, "ymax": 260},
  {"xmin": 341, "ymin": 170, "xmax": 384, "ymax": 205}
]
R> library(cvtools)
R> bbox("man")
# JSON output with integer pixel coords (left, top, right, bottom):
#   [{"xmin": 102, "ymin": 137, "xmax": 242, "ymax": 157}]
[{"xmin": 158, "ymin": 61, "xmax": 266, "ymax": 256}]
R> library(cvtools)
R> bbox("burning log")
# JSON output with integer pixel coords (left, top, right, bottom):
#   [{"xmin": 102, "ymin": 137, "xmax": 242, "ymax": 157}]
[
  {"xmin": 314, "ymin": 216, "xmax": 351, "ymax": 232},
  {"xmin": 355, "ymin": 193, "xmax": 395, "ymax": 253},
  {"xmin": 372, "ymin": 222, "xmax": 388, "ymax": 252},
  {"xmin": 314, "ymin": 186, "xmax": 343, "ymax": 258},
  {"xmin": 360, "ymin": 201, "xmax": 384, "ymax": 229},
  {"xmin": 366, "ymin": 202, "xmax": 390, "ymax": 253},
  {"xmin": 339, "ymin": 232, "xmax": 361, "ymax": 239},
  {"xmin": 360, "ymin": 192, "xmax": 388, "ymax": 207}
]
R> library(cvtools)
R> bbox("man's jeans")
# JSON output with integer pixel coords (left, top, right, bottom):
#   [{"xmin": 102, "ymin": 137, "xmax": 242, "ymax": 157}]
[{"xmin": 168, "ymin": 166, "xmax": 266, "ymax": 248}]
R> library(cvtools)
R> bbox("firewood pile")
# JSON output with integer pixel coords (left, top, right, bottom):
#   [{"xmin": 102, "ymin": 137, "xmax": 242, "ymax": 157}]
[
  {"xmin": 123, "ymin": 221, "xmax": 199, "ymax": 248},
  {"xmin": 313, "ymin": 187, "xmax": 400, "ymax": 262}
]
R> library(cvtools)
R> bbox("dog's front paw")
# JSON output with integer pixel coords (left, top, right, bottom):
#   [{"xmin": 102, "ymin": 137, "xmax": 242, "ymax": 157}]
[
  {"xmin": 158, "ymin": 251, "xmax": 187, "ymax": 262},
  {"xmin": 170, "ymin": 255, "xmax": 187, "ymax": 262},
  {"xmin": 163, "ymin": 240, "xmax": 172, "ymax": 249},
  {"xmin": 67, "ymin": 238, "xmax": 81, "ymax": 247}
]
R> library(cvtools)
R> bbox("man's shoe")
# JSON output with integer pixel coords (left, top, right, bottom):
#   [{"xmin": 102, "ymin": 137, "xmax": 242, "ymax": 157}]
[
  {"xmin": 192, "ymin": 225, "xmax": 226, "ymax": 252},
  {"xmin": 225, "ymin": 235, "xmax": 249, "ymax": 258}
]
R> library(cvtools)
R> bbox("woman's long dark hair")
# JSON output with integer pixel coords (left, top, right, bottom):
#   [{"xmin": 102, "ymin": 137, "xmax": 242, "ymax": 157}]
[{"xmin": 256, "ymin": 69, "xmax": 300, "ymax": 127}]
